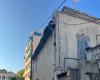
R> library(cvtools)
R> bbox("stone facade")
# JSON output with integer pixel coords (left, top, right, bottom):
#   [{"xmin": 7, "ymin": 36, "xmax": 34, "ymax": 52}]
[{"xmin": 32, "ymin": 6, "xmax": 100, "ymax": 80}]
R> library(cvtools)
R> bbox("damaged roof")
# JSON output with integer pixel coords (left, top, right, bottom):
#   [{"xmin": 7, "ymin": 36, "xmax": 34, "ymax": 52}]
[
  {"xmin": 61, "ymin": 6, "xmax": 100, "ymax": 25},
  {"xmin": 32, "ymin": 6, "xmax": 100, "ymax": 60},
  {"xmin": 32, "ymin": 20, "xmax": 55, "ymax": 60}
]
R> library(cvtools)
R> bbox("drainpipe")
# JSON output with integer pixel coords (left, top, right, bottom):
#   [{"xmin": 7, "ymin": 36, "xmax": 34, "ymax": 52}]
[{"xmin": 49, "ymin": 17, "xmax": 57, "ymax": 80}]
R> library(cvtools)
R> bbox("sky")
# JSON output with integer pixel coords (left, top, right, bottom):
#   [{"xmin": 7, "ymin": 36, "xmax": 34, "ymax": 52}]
[{"xmin": 0, "ymin": 0, "xmax": 100, "ymax": 73}]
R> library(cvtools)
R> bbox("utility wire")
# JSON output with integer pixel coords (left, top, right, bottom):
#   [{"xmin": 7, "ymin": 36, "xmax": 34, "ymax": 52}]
[
  {"xmin": 35, "ymin": 0, "xmax": 100, "ymax": 31},
  {"xmin": 35, "ymin": 15, "xmax": 52, "ymax": 31},
  {"xmin": 35, "ymin": 0, "xmax": 67, "ymax": 31},
  {"xmin": 57, "ymin": 0, "xmax": 66, "ymax": 10}
]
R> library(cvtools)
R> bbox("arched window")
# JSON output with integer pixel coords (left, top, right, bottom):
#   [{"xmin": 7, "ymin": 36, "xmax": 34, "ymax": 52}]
[{"xmin": 2, "ymin": 75, "xmax": 5, "ymax": 80}]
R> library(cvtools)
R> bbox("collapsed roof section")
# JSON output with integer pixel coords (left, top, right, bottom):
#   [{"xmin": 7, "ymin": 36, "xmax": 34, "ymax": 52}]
[{"xmin": 32, "ymin": 20, "xmax": 55, "ymax": 60}]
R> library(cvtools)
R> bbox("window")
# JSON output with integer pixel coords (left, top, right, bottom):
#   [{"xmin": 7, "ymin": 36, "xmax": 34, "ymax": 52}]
[
  {"xmin": 77, "ymin": 34, "xmax": 90, "ymax": 59},
  {"xmin": 71, "ymin": 69, "xmax": 80, "ymax": 80},
  {"xmin": 86, "ymin": 73, "xmax": 99, "ymax": 80},
  {"xmin": 36, "ymin": 78, "xmax": 39, "ymax": 80},
  {"xmin": 96, "ymin": 35, "xmax": 100, "ymax": 44},
  {"xmin": 2, "ymin": 75, "xmax": 5, "ymax": 80},
  {"xmin": 34, "ymin": 57, "xmax": 38, "ymax": 72}
]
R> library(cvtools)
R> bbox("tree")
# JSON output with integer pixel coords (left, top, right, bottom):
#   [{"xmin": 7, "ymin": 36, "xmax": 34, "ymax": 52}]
[
  {"xmin": 2, "ymin": 69, "xmax": 7, "ymax": 72},
  {"xmin": 16, "ymin": 69, "xmax": 24, "ymax": 80},
  {"xmin": 9, "ymin": 77, "xmax": 16, "ymax": 80}
]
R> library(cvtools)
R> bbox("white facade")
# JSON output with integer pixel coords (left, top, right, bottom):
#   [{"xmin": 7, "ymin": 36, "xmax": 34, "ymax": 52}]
[
  {"xmin": 0, "ymin": 70, "xmax": 15, "ymax": 80},
  {"xmin": 7, "ymin": 72, "xmax": 16, "ymax": 80},
  {"xmin": 0, "ymin": 73, "xmax": 8, "ymax": 80},
  {"xmin": 32, "ymin": 6, "xmax": 100, "ymax": 80}
]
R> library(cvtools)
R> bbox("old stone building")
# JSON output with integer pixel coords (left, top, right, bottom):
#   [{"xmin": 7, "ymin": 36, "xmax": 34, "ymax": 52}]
[{"xmin": 26, "ymin": 6, "xmax": 100, "ymax": 80}]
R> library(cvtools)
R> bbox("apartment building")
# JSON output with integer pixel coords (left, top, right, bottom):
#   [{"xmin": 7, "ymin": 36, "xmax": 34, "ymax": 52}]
[
  {"xmin": 23, "ymin": 32, "xmax": 41, "ymax": 80},
  {"xmin": 31, "ymin": 6, "xmax": 100, "ymax": 80}
]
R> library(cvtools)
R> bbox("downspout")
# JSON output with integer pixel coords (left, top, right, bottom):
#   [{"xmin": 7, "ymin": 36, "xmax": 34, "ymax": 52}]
[
  {"xmin": 53, "ymin": 17, "xmax": 56, "ymax": 72},
  {"xmin": 58, "ymin": 10, "xmax": 61, "ymax": 68},
  {"xmin": 54, "ymin": 10, "xmax": 59, "ymax": 80}
]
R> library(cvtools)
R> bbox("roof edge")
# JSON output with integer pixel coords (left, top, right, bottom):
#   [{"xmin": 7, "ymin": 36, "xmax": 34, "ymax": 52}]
[{"xmin": 58, "ymin": 6, "xmax": 100, "ymax": 25}]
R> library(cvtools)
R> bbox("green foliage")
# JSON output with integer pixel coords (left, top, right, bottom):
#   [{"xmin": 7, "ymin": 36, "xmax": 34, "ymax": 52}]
[
  {"xmin": 0, "ymin": 69, "xmax": 7, "ymax": 73},
  {"xmin": 2, "ymin": 69, "xmax": 7, "ymax": 72},
  {"xmin": 9, "ymin": 77, "xmax": 16, "ymax": 80},
  {"xmin": 16, "ymin": 69, "xmax": 24, "ymax": 77},
  {"xmin": 16, "ymin": 69, "xmax": 24, "ymax": 80}
]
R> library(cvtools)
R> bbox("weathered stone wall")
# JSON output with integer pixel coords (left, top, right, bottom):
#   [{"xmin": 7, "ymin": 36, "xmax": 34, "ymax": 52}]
[
  {"xmin": 32, "ymin": 32, "xmax": 54, "ymax": 80},
  {"xmin": 55, "ymin": 11, "xmax": 100, "ymax": 80},
  {"xmin": 32, "ymin": 8, "xmax": 100, "ymax": 80}
]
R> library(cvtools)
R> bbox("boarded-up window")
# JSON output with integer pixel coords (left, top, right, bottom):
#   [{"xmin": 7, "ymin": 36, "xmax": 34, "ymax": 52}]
[
  {"xmin": 77, "ymin": 34, "xmax": 90, "ymax": 59},
  {"xmin": 71, "ymin": 69, "xmax": 80, "ymax": 80}
]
